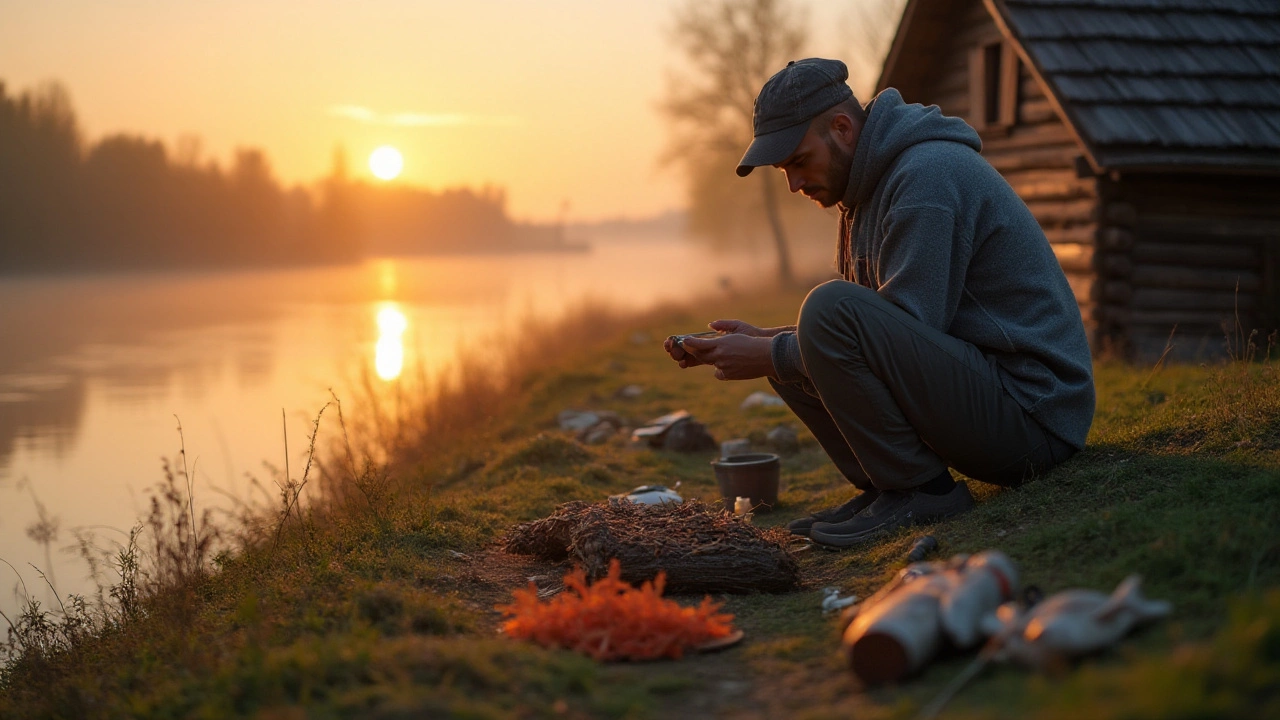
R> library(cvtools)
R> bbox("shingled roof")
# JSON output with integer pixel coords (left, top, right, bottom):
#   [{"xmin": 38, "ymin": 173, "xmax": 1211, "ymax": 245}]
[{"xmin": 986, "ymin": 0, "xmax": 1280, "ymax": 172}]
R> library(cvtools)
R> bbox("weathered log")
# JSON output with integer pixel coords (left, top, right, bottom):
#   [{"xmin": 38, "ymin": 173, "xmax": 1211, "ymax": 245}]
[
  {"xmin": 1019, "ymin": 97, "xmax": 1058, "ymax": 124},
  {"xmin": 502, "ymin": 500, "xmax": 800, "ymax": 595},
  {"xmin": 1138, "ymin": 214, "xmax": 1280, "ymax": 239},
  {"xmin": 1106, "ymin": 308, "xmax": 1246, "ymax": 328},
  {"xmin": 1044, "ymin": 225, "xmax": 1097, "ymax": 246},
  {"xmin": 1065, "ymin": 272, "xmax": 1096, "ymax": 305},
  {"xmin": 1104, "ymin": 202, "xmax": 1137, "ymax": 226},
  {"xmin": 1100, "ymin": 254, "xmax": 1133, "ymax": 277},
  {"xmin": 932, "ymin": 89, "xmax": 970, "ymax": 117},
  {"xmin": 1099, "ymin": 227, "xmax": 1135, "ymax": 251},
  {"xmin": 1129, "ymin": 288, "xmax": 1257, "ymax": 311},
  {"xmin": 1052, "ymin": 243, "xmax": 1093, "ymax": 273},
  {"xmin": 1103, "ymin": 281, "xmax": 1132, "ymax": 304},
  {"xmin": 1131, "ymin": 242, "xmax": 1259, "ymax": 269},
  {"xmin": 955, "ymin": 18, "xmax": 1003, "ymax": 54},
  {"xmin": 1025, "ymin": 198, "xmax": 1097, "ymax": 228},
  {"xmin": 1129, "ymin": 266, "xmax": 1260, "ymax": 292},
  {"xmin": 1020, "ymin": 72, "xmax": 1046, "ymax": 100},
  {"xmin": 1120, "ymin": 175, "xmax": 1280, "ymax": 208},
  {"xmin": 984, "ymin": 124, "xmax": 1077, "ymax": 154},
  {"xmin": 988, "ymin": 146, "xmax": 1082, "ymax": 173},
  {"xmin": 1009, "ymin": 175, "xmax": 1095, "ymax": 202}
]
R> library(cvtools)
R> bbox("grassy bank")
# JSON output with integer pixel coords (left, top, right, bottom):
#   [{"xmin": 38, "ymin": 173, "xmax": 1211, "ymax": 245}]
[{"xmin": 3, "ymin": 287, "xmax": 1279, "ymax": 719}]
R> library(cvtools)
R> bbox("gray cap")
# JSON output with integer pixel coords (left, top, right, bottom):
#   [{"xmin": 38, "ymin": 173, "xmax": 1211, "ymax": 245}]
[{"xmin": 736, "ymin": 58, "xmax": 854, "ymax": 177}]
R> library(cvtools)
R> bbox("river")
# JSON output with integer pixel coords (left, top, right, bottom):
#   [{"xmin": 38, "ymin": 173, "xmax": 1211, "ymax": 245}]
[{"xmin": 0, "ymin": 237, "xmax": 779, "ymax": 614}]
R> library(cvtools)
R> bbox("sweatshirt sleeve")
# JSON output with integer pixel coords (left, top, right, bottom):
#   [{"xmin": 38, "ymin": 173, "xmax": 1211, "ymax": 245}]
[
  {"xmin": 875, "ymin": 204, "xmax": 971, "ymax": 332},
  {"xmin": 770, "ymin": 331, "xmax": 810, "ymax": 384}
]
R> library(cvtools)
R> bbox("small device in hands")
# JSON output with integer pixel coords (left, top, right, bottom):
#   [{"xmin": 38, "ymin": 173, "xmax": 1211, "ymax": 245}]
[{"xmin": 669, "ymin": 330, "xmax": 721, "ymax": 350}]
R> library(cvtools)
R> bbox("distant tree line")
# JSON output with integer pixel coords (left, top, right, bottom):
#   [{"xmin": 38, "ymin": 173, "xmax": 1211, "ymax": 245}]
[{"xmin": 0, "ymin": 81, "xmax": 555, "ymax": 273}]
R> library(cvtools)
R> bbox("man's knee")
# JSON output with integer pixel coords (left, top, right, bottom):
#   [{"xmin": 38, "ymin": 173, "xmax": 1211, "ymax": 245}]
[{"xmin": 797, "ymin": 280, "xmax": 877, "ymax": 353}]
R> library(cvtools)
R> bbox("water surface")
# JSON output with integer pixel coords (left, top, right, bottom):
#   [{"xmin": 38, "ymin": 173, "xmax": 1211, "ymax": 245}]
[{"xmin": 0, "ymin": 238, "xmax": 773, "ymax": 612}]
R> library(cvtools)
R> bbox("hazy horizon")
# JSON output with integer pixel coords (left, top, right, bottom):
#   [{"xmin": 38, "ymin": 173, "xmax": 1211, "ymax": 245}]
[{"xmin": 0, "ymin": 0, "xmax": 883, "ymax": 223}]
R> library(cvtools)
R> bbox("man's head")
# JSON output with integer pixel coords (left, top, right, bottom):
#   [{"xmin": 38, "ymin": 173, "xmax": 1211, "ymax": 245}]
[{"xmin": 736, "ymin": 58, "xmax": 865, "ymax": 208}]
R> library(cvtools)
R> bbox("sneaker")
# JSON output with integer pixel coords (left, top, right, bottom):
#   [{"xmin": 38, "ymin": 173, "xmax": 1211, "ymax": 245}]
[
  {"xmin": 786, "ymin": 490, "xmax": 880, "ymax": 537},
  {"xmin": 809, "ymin": 482, "xmax": 974, "ymax": 548}
]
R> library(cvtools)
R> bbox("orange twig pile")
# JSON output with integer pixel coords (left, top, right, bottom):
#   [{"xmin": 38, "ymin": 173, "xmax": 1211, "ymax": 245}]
[{"xmin": 498, "ymin": 559, "xmax": 736, "ymax": 661}]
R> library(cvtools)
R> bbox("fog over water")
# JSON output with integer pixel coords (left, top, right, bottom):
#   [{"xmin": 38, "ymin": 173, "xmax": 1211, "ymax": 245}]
[{"xmin": 0, "ymin": 238, "xmax": 780, "ymax": 614}]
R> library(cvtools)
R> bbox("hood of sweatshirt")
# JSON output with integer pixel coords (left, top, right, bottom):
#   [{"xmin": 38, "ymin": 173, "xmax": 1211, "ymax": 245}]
[{"xmin": 840, "ymin": 88, "xmax": 982, "ymax": 210}]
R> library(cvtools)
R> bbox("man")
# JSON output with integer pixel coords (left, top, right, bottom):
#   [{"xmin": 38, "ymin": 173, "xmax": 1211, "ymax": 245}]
[{"xmin": 664, "ymin": 58, "xmax": 1094, "ymax": 547}]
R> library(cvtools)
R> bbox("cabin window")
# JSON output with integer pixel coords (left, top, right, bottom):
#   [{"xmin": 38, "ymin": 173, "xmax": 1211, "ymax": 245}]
[{"xmin": 969, "ymin": 41, "xmax": 1019, "ymax": 131}]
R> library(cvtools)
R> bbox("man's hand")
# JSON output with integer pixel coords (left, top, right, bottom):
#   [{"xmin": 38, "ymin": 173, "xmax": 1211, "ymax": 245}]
[
  {"xmin": 678, "ymin": 333, "xmax": 775, "ymax": 381},
  {"xmin": 664, "ymin": 319, "xmax": 760, "ymax": 367},
  {"xmin": 707, "ymin": 319, "xmax": 767, "ymax": 337}
]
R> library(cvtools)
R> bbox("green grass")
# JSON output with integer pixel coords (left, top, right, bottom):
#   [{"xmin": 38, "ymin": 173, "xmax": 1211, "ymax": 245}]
[{"xmin": 3, "ymin": 287, "xmax": 1279, "ymax": 719}]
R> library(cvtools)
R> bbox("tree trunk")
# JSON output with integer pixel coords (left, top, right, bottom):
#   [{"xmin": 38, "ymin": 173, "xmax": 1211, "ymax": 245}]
[{"xmin": 759, "ymin": 170, "xmax": 794, "ymax": 287}]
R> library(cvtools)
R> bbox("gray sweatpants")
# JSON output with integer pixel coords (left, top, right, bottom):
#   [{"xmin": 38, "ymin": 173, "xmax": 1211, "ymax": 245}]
[{"xmin": 771, "ymin": 280, "xmax": 1075, "ymax": 492}]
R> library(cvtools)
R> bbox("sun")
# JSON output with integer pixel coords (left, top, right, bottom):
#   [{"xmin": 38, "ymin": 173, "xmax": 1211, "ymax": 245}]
[{"xmin": 369, "ymin": 146, "xmax": 403, "ymax": 180}]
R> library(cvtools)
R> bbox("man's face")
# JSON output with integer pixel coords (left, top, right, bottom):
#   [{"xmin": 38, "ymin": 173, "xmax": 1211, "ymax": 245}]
[{"xmin": 774, "ymin": 119, "xmax": 856, "ymax": 208}]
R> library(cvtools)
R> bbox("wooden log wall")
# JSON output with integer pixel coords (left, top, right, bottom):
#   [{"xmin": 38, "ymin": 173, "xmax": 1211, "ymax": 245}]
[
  {"xmin": 894, "ymin": 0, "xmax": 1101, "ymax": 345},
  {"xmin": 1095, "ymin": 174, "xmax": 1280, "ymax": 361}
]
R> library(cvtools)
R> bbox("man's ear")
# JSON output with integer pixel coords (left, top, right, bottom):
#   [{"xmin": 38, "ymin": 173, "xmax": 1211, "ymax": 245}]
[{"xmin": 829, "ymin": 114, "xmax": 857, "ymax": 149}]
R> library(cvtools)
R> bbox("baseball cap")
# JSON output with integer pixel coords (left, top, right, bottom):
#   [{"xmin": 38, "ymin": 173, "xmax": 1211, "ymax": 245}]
[{"xmin": 736, "ymin": 58, "xmax": 854, "ymax": 177}]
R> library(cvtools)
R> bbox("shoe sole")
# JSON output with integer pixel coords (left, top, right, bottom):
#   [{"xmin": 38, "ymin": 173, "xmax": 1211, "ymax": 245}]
[{"xmin": 810, "ymin": 504, "xmax": 973, "ymax": 548}]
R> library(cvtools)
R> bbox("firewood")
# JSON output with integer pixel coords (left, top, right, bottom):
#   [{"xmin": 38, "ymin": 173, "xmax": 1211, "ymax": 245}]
[{"xmin": 502, "ymin": 500, "xmax": 801, "ymax": 595}]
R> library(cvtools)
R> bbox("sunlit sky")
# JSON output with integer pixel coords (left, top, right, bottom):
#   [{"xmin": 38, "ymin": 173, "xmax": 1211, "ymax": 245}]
[{"xmin": 0, "ymin": 0, "xmax": 883, "ymax": 222}]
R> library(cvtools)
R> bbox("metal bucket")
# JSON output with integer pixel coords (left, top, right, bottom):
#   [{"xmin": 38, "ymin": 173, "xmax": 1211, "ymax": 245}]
[{"xmin": 710, "ymin": 452, "xmax": 780, "ymax": 512}]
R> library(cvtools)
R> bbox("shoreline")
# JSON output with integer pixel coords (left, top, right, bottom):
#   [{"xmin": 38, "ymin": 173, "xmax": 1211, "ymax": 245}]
[{"xmin": 3, "ymin": 287, "xmax": 1279, "ymax": 717}]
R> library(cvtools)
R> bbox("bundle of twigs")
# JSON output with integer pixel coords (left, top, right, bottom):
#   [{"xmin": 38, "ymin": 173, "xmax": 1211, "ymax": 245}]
[{"xmin": 502, "ymin": 500, "xmax": 800, "ymax": 594}]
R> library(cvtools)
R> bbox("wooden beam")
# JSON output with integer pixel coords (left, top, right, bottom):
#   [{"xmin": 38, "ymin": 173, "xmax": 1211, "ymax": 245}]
[
  {"xmin": 1108, "ymin": 309, "xmax": 1245, "ymax": 328},
  {"xmin": 987, "ymin": 146, "xmax": 1081, "ymax": 173},
  {"xmin": 1130, "ymin": 266, "xmax": 1261, "ymax": 293},
  {"xmin": 1100, "ymin": 254, "xmax": 1133, "ymax": 277},
  {"xmin": 1044, "ymin": 225, "xmax": 1097, "ymax": 246},
  {"xmin": 1131, "ymin": 242, "xmax": 1259, "ymax": 269},
  {"xmin": 969, "ymin": 46, "xmax": 986, "ymax": 129},
  {"xmin": 999, "ymin": 41, "xmax": 1020, "ymax": 128},
  {"xmin": 1009, "ymin": 175, "xmax": 1096, "ymax": 202},
  {"xmin": 1104, "ymin": 202, "xmax": 1137, "ymax": 226},
  {"xmin": 1099, "ymin": 227, "xmax": 1135, "ymax": 251},
  {"xmin": 1024, "ymin": 198, "xmax": 1097, "ymax": 228},
  {"xmin": 1019, "ymin": 97, "xmax": 1057, "ymax": 125},
  {"xmin": 1137, "ymin": 215, "xmax": 1280, "ymax": 239},
  {"xmin": 1065, "ymin": 272, "xmax": 1096, "ymax": 306},
  {"xmin": 1129, "ymin": 288, "xmax": 1257, "ymax": 311},
  {"xmin": 983, "ymin": 123, "xmax": 1078, "ymax": 153},
  {"xmin": 1052, "ymin": 243, "xmax": 1093, "ymax": 273}
]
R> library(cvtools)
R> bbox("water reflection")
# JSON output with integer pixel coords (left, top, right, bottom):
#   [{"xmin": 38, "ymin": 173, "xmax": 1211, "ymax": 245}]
[
  {"xmin": 375, "ymin": 304, "xmax": 408, "ymax": 381},
  {"xmin": 0, "ymin": 241, "xmax": 775, "ymax": 614}
]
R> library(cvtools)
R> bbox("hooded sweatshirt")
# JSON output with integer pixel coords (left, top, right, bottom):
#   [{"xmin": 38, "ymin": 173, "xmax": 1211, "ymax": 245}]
[{"xmin": 770, "ymin": 88, "xmax": 1095, "ymax": 449}]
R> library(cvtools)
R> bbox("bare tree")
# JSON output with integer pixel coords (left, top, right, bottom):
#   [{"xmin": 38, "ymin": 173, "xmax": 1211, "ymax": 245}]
[
  {"xmin": 661, "ymin": 0, "xmax": 808, "ymax": 287},
  {"xmin": 840, "ymin": 0, "xmax": 909, "ymax": 97}
]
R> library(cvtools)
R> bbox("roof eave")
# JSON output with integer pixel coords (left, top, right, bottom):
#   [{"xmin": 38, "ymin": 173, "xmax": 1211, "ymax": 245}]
[{"xmin": 1099, "ymin": 152, "xmax": 1280, "ymax": 177}]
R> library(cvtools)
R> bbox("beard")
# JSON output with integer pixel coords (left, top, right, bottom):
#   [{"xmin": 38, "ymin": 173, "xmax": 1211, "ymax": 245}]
[{"xmin": 818, "ymin": 132, "xmax": 855, "ymax": 208}]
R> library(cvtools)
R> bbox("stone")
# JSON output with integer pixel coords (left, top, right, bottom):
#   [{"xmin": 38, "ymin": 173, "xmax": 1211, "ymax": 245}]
[
  {"xmin": 741, "ymin": 391, "xmax": 786, "ymax": 410},
  {"xmin": 614, "ymin": 384, "xmax": 644, "ymax": 399},
  {"xmin": 581, "ymin": 422, "xmax": 617, "ymax": 445},
  {"xmin": 630, "ymin": 410, "xmax": 691, "ymax": 445},
  {"xmin": 720, "ymin": 438, "xmax": 752, "ymax": 459},
  {"xmin": 766, "ymin": 424, "xmax": 799, "ymax": 454},
  {"xmin": 662, "ymin": 417, "xmax": 717, "ymax": 452},
  {"xmin": 558, "ymin": 410, "xmax": 601, "ymax": 432}
]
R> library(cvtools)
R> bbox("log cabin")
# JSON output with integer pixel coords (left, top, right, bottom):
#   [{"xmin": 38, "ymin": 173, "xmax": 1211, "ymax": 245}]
[{"xmin": 877, "ymin": 0, "xmax": 1280, "ymax": 360}]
